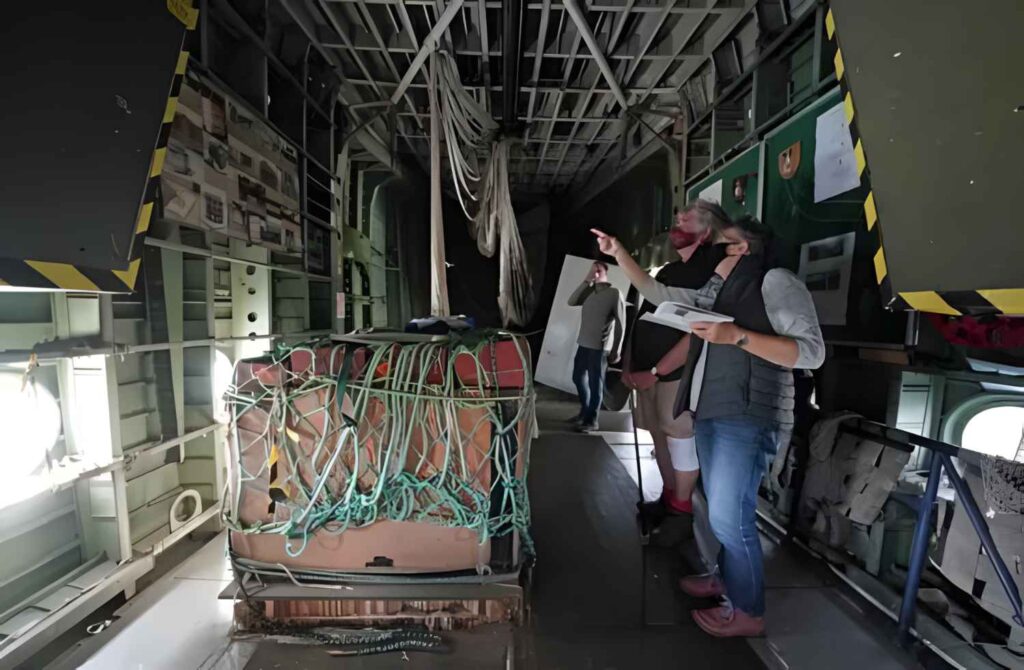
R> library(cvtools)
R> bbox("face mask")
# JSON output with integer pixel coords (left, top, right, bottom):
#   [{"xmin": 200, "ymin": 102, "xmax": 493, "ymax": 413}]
[{"xmin": 669, "ymin": 229, "xmax": 703, "ymax": 249}]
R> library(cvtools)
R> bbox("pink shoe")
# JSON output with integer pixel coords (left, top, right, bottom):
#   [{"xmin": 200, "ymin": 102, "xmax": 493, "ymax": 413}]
[
  {"xmin": 692, "ymin": 606, "xmax": 765, "ymax": 638},
  {"xmin": 678, "ymin": 574, "xmax": 725, "ymax": 598}
]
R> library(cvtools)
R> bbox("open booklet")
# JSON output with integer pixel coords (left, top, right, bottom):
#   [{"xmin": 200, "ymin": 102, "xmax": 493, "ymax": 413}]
[{"xmin": 639, "ymin": 302, "xmax": 734, "ymax": 333}]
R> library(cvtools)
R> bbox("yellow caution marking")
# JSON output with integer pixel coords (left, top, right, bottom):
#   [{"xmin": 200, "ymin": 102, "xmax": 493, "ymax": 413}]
[
  {"xmin": 176, "ymin": 51, "xmax": 190, "ymax": 75},
  {"xmin": 167, "ymin": 0, "xmax": 199, "ymax": 30},
  {"xmin": 901, "ymin": 291, "xmax": 961, "ymax": 316},
  {"xmin": 834, "ymin": 48, "xmax": 845, "ymax": 80},
  {"xmin": 844, "ymin": 92, "xmax": 855, "ymax": 124},
  {"xmin": 825, "ymin": 9, "xmax": 836, "ymax": 39},
  {"xmin": 854, "ymin": 140, "xmax": 865, "ymax": 176},
  {"xmin": 873, "ymin": 248, "xmax": 888, "ymax": 284},
  {"xmin": 163, "ymin": 97, "xmax": 179, "ymax": 124},
  {"xmin": 25, "ymin": 261, "xmax": 100, "ymax": 291},
  {"xmin": 978, "ymin": 289, "xmax": 1024, "ymax": 316},
  {"xmin": 150, "ymin": 147, "xmax": 167, "ymax": 178},
  {"xmin": 136, "ymin": 202, "xmax": 154, "ymax": 236},
  {"xmin": 864, "ymin": 192, "xmax": 877, "ymax": 230},
  {"xmin": 113, "ymin": 258, "xmax": 142, "ymax": 289}
]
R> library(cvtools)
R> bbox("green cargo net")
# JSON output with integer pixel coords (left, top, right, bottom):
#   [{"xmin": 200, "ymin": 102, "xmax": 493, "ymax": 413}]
[{"xmin": 222, "ymin": 333, "xmax": 535, "ymax": 560}]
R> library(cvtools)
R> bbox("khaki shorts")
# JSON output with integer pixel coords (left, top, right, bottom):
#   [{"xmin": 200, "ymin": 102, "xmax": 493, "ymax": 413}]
[{"xmin": 633, "ymin": 378, "xmax": 694, "ymax": 438}]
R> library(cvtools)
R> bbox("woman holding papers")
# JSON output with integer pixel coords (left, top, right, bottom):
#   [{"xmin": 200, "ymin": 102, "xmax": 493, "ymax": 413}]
[{"xmin": 594, "ymin": 215, "xmax": 824, "ymax": 639}]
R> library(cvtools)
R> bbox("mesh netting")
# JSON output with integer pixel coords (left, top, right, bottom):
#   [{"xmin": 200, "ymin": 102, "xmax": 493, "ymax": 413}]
[
  {"xmin": 222, "ymin": 333, "xmax": 535, "ymax": 559},
  {"xmin": 980, "ymin": 427, "xmax": 1024, "ymax": 515},
  {"xmin": 981, "ymin": 455, "xmax": 1024, "ymax": 515}
]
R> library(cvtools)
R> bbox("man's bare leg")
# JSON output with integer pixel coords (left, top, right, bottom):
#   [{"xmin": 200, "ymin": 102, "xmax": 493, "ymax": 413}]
[
  {"xmin": 673, "ymin": 467, "xmax": 699, "ymax": 502},
  {"xmin": 651, "ymin": 429, "xmax": 675, "ymax": 500},
  {"xmin": 665, "ymin": 436, "xmax": 700, "ymax": 513}
]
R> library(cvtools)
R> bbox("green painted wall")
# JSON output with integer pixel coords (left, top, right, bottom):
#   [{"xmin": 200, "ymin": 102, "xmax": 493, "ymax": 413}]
[{"xmin": 686, "ymin": 144, "xmax": 761, "ymax": 220}]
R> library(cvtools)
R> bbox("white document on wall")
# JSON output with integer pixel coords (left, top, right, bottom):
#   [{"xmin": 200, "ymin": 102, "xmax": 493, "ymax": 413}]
[
  {"xmin": 698, "ymin": 179, "xmax": 723, "ymax": 205},
  {"xmin": 535, "ymin": 255, "xmax": 631, "ymax": 395},
  {"xmin": 797, "ymin": 232, "xmax": 856, "ymax": 326},
  {"xmin": 639, "ymin": 302, "xmax": 733, "ymax": 333},
  {"xmin": 813, "ymin": 102, "xmax": 861, "ymax": 203}
]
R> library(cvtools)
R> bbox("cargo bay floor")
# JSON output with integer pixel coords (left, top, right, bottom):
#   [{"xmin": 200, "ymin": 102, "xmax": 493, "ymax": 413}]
[{"xmin": 42, "ymin": 393, "xmax": 923, "ymax": 670}]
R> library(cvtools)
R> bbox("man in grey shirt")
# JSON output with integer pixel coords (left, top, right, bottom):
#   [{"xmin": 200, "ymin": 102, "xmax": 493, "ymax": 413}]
[{"xmin": 567, "ymin": 261, "xmax": 625, "ymax": 432}]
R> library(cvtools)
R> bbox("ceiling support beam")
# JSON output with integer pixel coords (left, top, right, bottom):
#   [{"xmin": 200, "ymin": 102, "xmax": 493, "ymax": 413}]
[
  {"xmin": 477, "ymin": 0, "xmax": 492, "ymax": 112},
  {"xmin": 523, "ymin": 0, "xmax": 551, "ymax": 135},
  {"xmin": 549, "ymin": 0, "xmax": 637, "ymax": 186},
  {"xmin": 279, "ymin": 0, "xmax": 395, "ymax": 170},
  {"xmin": 561, "ymin": 0, "xmax": 628, "ymax": 110},
  {"xmin": 390, "ymin": 0, "xmax": 466, "ymax": 104},
  {"xmin": 501, "ymin": 0, "xmax": 524, "ymax": 127},
  {"xmin": 566, "ymin": 1, "xmax": 758, "ymax": 210}
]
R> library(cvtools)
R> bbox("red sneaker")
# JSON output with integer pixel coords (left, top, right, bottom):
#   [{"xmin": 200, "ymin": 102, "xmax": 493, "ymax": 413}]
[
  {"xmin": 693, "ymin": 606, "xmax": 765, "ymax": 638},
  {"xmin": 678, "ymin": 574, "xmax": 725, "ymax": 598}
]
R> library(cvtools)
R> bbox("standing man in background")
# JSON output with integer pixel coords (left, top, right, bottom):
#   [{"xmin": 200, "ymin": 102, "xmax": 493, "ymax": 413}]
[
  {"xmin": 568, "ymin": 261, "xmax": 625, "ymax": 433},
  {"xmin": 621, "ymin": 201, "xmax": 729, "ymax": 515}
]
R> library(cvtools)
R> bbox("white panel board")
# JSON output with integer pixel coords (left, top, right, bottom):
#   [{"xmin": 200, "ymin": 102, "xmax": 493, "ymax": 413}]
[{"xmin": 535, "ymin": 255, "xmax": 631, "ymax": 395}]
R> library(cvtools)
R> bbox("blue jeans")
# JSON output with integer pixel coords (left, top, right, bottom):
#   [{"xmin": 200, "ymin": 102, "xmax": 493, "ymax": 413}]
[
  {"xmin": 695, "ymin": 416, "xmax": 779, "ymax": 617},
  {"xmin": 572, "ymin": 346, "xmax": 606, "ymax": 422}
]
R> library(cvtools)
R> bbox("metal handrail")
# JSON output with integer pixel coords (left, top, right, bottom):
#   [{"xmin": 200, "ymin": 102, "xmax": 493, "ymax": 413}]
[{"xmin": 838, "ymin": 417, "xmax": 1024, "ymax": 638}]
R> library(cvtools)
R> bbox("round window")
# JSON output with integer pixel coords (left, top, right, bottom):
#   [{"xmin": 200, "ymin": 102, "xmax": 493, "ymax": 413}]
[{"xmin": 961, "ymin": 406, "xmax": 1024, "ymax": 461}]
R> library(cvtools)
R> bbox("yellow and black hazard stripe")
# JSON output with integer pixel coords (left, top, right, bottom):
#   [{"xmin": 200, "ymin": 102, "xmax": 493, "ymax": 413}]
[
  {"xmin": 827, "ymin": 9, "xmax": 1024, "ymax": 318},
  {"xmin": 825, "ymin": 9, "xmax": 897, "ymax": 312},
  {"xmin": 0, "ymin": 3, "xmax": 196, "ymax": 293}
]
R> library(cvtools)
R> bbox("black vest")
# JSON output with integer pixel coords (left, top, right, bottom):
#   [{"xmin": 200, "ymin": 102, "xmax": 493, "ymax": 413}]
[{"xmin": 676, "ymin": 255, "xmax": 796, "ymax": 427}]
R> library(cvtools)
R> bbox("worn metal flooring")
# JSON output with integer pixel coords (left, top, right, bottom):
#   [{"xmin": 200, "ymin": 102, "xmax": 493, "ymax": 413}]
[{"xmin": 45, "ymin": 398, "xmax": 923, "ymax": 669}]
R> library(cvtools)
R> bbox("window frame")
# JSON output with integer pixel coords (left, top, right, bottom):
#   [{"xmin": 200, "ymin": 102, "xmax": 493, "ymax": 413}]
[{"xmin": 942, "ymin": 392, "xmax": 1024, "ymax": 457}]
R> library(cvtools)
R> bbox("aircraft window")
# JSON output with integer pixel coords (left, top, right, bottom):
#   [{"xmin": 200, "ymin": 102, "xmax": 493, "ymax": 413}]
[
  {"xmin": 961, "ymin": 405, "xmax": 1024, "ymax": 461},
  {"xmin": 0, "ymin": 370, "xmax": 61, "ymax": 483}
]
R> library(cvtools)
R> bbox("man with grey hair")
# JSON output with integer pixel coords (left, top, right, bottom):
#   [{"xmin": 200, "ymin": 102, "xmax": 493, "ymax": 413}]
[
  {"xmin": 622, "ymin": 200, "xmax": 729, "ymax": 517},
  {"xmin": 568, "ymin": 260, "xmax": 625, "ymax": 432}
]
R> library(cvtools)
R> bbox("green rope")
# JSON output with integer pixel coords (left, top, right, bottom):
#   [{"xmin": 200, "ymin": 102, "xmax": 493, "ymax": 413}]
[{"xmin": 223, "ymin": 333, "xmax": 535, "ymax": 560}]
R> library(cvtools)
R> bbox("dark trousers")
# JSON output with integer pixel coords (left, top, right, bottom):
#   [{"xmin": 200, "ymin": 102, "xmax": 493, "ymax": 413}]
[{"xmin": 572, "ymin": 345, "xmax": 607, "ymax": 422}]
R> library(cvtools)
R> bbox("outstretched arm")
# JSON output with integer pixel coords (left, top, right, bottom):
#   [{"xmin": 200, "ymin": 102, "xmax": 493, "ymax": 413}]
[{"xmin": 590, "ymin": 229, "xmax": 698, "ymax": 305}]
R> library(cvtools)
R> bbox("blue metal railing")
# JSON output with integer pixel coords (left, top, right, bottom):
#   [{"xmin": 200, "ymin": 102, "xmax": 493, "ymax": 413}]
[{"xmin": 840, "ymin": 418, "xmax": 1024, "ymax": 639}]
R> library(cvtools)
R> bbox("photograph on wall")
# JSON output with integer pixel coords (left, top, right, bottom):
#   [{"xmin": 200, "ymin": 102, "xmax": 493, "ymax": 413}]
[
  {"xmin": 797, "ymin": 232, "xmax": 856, "ymax": 326},
  {"xmin": 201, "ymin": 91, "xmax": 227, "ymax": 140},
  {"xmin": 161, "ymin": 172, "xmax": 200, "ymax": 225},
  {"xmin": 203, "ymin": 135, "xmax": 230, "ymax": 175},
  {"xmin": 161, "ymin": 75, "xmax": 303, "ymax": 256},
  {"xmin": 200, "ymin": 183, "xmax": 227, "ymax": 230}
]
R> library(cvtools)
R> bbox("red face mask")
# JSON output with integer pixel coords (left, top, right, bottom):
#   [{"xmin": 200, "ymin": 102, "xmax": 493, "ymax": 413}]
[{"xmin": 669, "ymin": 229, "xmax": 703, "ymax": 249}]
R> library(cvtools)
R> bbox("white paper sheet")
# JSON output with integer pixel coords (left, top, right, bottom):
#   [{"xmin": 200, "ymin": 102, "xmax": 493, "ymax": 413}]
[
  {"xmin": 535, "ymin": 255, "xmax": 632, "ymax": 395},
  {"xmin": 697, "ymin": 179, "xmax": 723, "ymax": 205},
  {"xmin": 813, "ymin": 102, "xmax": 861, "ymax": 203},
  {"xmin": 639, "ymin": 302, "xmax": 733, "ymax": 333},
  {"xmin": 797, "ymin": 232, "xmax": 856, "ymax": 326}
]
